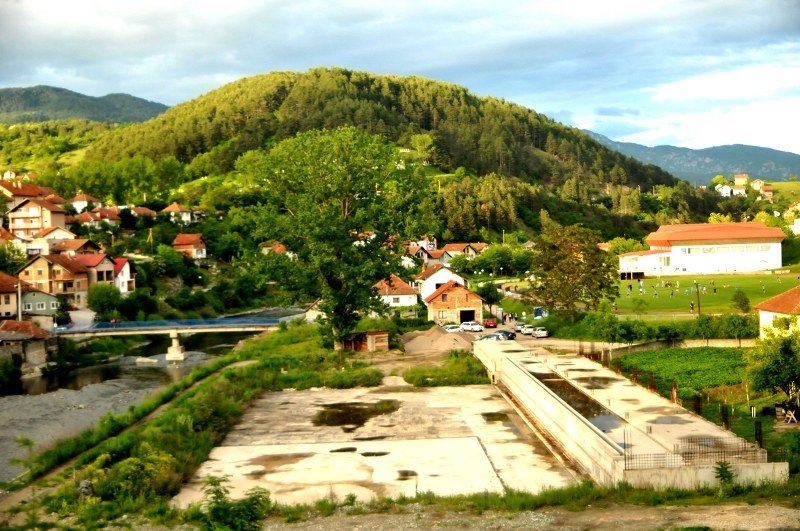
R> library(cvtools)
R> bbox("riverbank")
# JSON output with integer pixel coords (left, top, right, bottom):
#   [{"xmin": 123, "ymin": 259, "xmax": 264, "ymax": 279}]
[{"xmin": 0, "ymin": 351, "xmax": 211, "ymax": 483}]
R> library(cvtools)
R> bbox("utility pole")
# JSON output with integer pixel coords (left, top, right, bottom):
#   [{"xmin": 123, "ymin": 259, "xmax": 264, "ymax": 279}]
[
  {"xmin": 16, "ymin": 282, "xmax": 21, "ymax": 320},
  {"xmin": 694, "ymin": 280, "xmax": 701, "ymax": 317}
]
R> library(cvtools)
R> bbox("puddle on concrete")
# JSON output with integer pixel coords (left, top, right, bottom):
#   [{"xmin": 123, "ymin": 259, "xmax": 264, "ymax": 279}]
[
  {"xmin": 566, "ymin": 368, "xmax": 595, "ymax": 373},
  {"xmin": 312, "ymin": 400, "xmax": 401, "ymax": 432},
  {"xmin": 572, "ymin": 376, "xmax": 624, "ymax": 390},
  {"xmin": 397, "ymin": 470, "xmax": 418, "ymax": 480},
  {"xmin": 639, "ymin": 406, "xmax": 680, "ymax": 414},
  {"xmin": 482, "ymin": 412, "xmax": 510, "ymax": 422},
  {"xmin": 361, "ymin": 451, "xmax": 389, "ymax": 457},
  {"xmin": 533, "ymin": 376, "xmax": 625, "ymax": 432},
  {"xmin": 354, "ymin": 435, "xmax": 389, "ymax": 441},
  {"xmin": 621, "ymin": 398, "xmax": 640, "ymax": 403},
  {"xmin": 330, "ymin": 447, "xmax": 357, "ymax": 453},
  {"xmin": 245, "ymin": 453, "xmax": 313, "ymax": 477},
  {"xmin": 649, "ymin": 415, "xmax": 693, "ymax": 425}
]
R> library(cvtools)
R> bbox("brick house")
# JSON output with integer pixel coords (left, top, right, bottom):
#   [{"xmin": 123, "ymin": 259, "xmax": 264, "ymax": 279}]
[
  {"xmin": 423, "ymin": 280, "xmax": 483, "ymax": 324},
  {"xmin": 173, "ymin": 233, "xmax": 207, "ymax": 259},
  {"xmin": 73, "ymin": 253, "xmax": 117, "ymax": 286},
  {"xmin": 49, "ymin": 238, "xmax": 101, "ymax": 256},
  {"xmin": 7, "ymin": 198, "xmax": 66, "ymax": 239},
  {"xmin": 18, "ymin": 254, "xmax": 90, "ymax": 308},
  {"xmin": 0, "ymin": 181, "xmax": 44, "ymax": 209}
]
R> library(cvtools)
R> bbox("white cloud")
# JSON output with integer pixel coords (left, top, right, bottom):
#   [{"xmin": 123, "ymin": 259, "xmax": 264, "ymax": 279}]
[{"xmin": 619, "ymin": 97, "xmax": 800, "ymax": 152}]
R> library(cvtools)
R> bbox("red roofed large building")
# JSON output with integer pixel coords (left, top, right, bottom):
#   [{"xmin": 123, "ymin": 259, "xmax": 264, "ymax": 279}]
[
  {"xmin": 373, "ymin": 274, "xmax": 418, "ymax": 307},
  {"xmin": 619, "ymin": 222, "xmax": 786, "ymax": 278},
  {"xmin": 18, "ymin": 254, "xmax": 90, "ymax": 307}
]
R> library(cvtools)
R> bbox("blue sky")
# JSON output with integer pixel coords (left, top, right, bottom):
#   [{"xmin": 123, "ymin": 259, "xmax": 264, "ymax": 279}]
[{"xmin": 1, "ymin": 0, "xmax": 799, "ymax": 153}]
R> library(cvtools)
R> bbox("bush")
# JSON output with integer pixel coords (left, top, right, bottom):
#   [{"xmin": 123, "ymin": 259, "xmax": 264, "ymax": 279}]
[{"xmin": 403, "ymin": 350, "xmax": 490, "ymax": 386}]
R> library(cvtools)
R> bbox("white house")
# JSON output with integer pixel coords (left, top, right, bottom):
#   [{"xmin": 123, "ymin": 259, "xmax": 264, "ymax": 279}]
[
  {"xmin": 754, "ymin": 285, "xmax": 800, "ymax": 338},
  {"xmin": 619, "ymin": 222, "xmax": 786, "ymax": 277},
  {"xmin": 715, "ymin": 184, "xmax": 732, "ymax": 198},
  {"xmin": 414, "ymin": 263, "xmax": 468, "ymax": 301},
  {"xmin": 373, "ymin": 274, "xmax": 418, "ymax": 307},
  {"xmin": 113, "ymin": 258, "xmax": 136, "ymax": 296},
  {"xmin": 69, "ymin": 193, "xmax": 103, "ymax": 213}
]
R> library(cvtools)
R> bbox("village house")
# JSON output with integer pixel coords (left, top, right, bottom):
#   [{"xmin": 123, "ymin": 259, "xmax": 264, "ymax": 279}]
[
  {"xmin": 24, "ymin": 227, "xmax": 76, "ymax": 257},
  {"xmin": 162, "ymin": 202, "xmax": 196, "ymax": 224},
  {"xmin": 131, "ymin": 205, "xmax": 158, "ymax": 218},
  {"xmin": 423, "ymin": 280, "xmax": 483, "ymax": 324},
  {"xmin": 73, "ymin": 253, "xmax": 117, "ymax": 286},
  {"xmin": 0, "ymin": 181, "xmax": 44, "ymax": 209},
  {"xmin": 7, "ymin": 198, "xmax": 66, "ymax": 239},
  {"xmin": 373, "ymin": 274, "xmax": 418, "ymax": 308},
  {"xmin": 49, "ymin": 238, "xmax": 101, "ymax": 256},
  {"xmin": 414, "ymin": 262, "xmax": 469, "ymax": 300},
  {"xmin": 715, "ymin": 184, "xmax": 733, "ymax": 198},
  {"xmin": 618, "ymin": 222, "xmax": 786, "ymax": 278},
  {"xmin": 733, "ymin": 173, "xmax": 750, "ymax": 187},
  {"xmin": 754, "ymin": 285, "xmax": 800, "ymax": 338},
  {"xmin": 69, "ymin": 192, "xmax": 102, "ymax": 213},
  {"xmin": 441, "ymin": 243, "xmax": 481, "ymax": 260},
  {"xmin": 18, "ymin": 254, "xmax": 90, "ymax": 308},
  {"xmin": 43, "ymin": 193, "xmax": 66, "ymax": 205},
  {"xmin": 760, "ymin": 184, "xmax": 774, "ymax": 202},
  {"xmin": 113, "ymin": 258, "xmax": 136, "ymax": 295},
  {"xmin": 173, "ymin": 233, "xmax": 207, "ymax": 259},
  {"xmin": 0, "ymin": 319, "xmax": 52, "ymax": 378},
  {"xmin": 731, "ymin": 185, "xmax": 748, "ymax": 197},
  {"xmin": 751, "ymin": 179, "xmax": 765, "ymax": 191},
  {"xmin": 69, "ymin": 208, "xmax": 120, "ymax": 228}
]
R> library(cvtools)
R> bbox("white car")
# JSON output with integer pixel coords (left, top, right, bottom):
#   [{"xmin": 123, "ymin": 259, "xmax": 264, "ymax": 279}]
[
  {"xmin": 442, "ymin": 324, "xmax": 462, "ymax": 333},
  {"xmin": 460, "ymin": 321, "xmax": 484, "ymax": 332},
  {"xmin": 533, "ymin": 327, "xmax": 549, "ymax": 338},
  {"xmin": 520, "ymin": 324, "xmax": 534, "ymax": 335}
]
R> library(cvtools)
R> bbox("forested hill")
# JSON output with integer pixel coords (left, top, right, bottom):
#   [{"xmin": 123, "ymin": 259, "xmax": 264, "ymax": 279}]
[
  {"xmin": 584, "ymin": 130, "xmax": 800, "ymax": 184},
  {"xmin": 0, "ymin": 86, "xmax": 168, "ymax": 124},
  {"xmin": 87, "ymin": 67, "xmax": 676, "ymax": 190}
]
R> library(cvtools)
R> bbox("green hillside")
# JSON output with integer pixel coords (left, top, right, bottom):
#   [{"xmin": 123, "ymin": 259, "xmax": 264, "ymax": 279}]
[
  {"xmin": 88, "ymin": 67, "xmax": 676, "ymax": 190},
  {"xmin": 0, "ymin": 86, "xmax": 168, "ymax": 123}
]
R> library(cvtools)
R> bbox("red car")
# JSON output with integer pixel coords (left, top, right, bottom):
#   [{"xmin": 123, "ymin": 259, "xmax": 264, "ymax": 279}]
[{"xmin": 483, "ymin": 318, "xmax": 498, "ymax": 328}]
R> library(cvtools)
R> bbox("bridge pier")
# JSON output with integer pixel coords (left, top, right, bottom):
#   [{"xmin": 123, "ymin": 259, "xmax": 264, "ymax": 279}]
[{"xmin": 166, "ymin": 331, "xmax": 185, "ymax": 361}]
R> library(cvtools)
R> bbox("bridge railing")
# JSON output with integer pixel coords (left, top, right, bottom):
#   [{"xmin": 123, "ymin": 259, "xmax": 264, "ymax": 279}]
[{"xmin": 82, "ymin": 316, "xmax": 287, "ymax": 332}]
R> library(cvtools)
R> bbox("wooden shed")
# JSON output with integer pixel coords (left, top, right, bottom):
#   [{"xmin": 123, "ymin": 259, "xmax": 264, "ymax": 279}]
[{"xmin": 344, "ymin": 330, "xmax": 390, "ymax": 352}]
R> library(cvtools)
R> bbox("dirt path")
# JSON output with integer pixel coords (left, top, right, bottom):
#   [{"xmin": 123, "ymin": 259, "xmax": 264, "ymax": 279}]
[{"xmin": 259, "ymin": 503, "xmax": 800, "ymax": 530}]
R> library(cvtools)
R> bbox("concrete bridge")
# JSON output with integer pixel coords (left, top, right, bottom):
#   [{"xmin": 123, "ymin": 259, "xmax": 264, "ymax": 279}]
[{"xmin": 57, "ymin": 316, "xmax": 298, "ymax": 360}]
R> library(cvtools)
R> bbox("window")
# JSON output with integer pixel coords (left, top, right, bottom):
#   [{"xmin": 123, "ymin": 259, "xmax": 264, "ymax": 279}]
[
  {"xmin": 392, "ymin": 297, "xmax": 400, "ymax": 304},
  {"xmin": 36, "ymin": 302, "xmax": 45, "ymax": 310},
  {"xmin": 442, "ymin": 294, "xmax": 448, "ymax": 302},
  {"xmin": 23, "ymin": 270, "xmax": 30, "ymax": 276},
  {"xmin": 760, "ymin": 245, "xmax": 770, "ymax": 251},
  {"xmin": 23, "ymin": 303, "xmax": 32, "ymax": 311},
  {"xmin": 3, "ymin": 295, "xmax": 9, "ymax": 304},
  {"xmin": 50, "ymin": 302, "xmax": 58, "ymax": 310},
  {"xmin": 36, "ymin": 269, "xmax": 43, "ymax": 277},
  {"xmin": 437, "ymin": 310, "xmax": 447, "ymax": 319}
]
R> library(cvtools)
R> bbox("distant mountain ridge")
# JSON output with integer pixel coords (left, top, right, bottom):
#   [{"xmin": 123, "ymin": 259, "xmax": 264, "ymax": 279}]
[
  {"xmin": 0, "ymin": 86, "xmax": 168, "ymax": 123},
  {"xmin": 583, "ymin": 130, "xmax": 800, "ymax": 184}
]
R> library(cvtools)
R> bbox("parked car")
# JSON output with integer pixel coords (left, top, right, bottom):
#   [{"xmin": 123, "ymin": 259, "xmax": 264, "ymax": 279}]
[
  {"xmin": 483, "ymin": 318, "xmax": 498, "ymax": 328},
  {"xmin": 533, "ymin": 327, "xmax": 549, "ymax": 338},
  {"xmin": 460, "ymin": 321, "xmax": 484, "ymax": 332},
  {"xmin": 54, "ymin": 323, "xmax": 72, "ymax": 332},
  {"xmin": 442, "ymin": 324, "xmax": 462, "ymax": 333},
  {"xmin": 520, "ymin": 324, "xmax": 535, "ymax": 335},
  {"xmin": 514, "ymin": 321, "xmax": 525, "ymax": 333},
  {"xmin": 494, "ymin": 329, "xmax": 517, "ymax": 340},
  {"xmin": 474, "ymin": 332, "xmax": 506, "ymax": 341}
]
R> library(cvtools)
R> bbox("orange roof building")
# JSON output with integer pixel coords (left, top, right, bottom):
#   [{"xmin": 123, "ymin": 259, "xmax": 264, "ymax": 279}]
[
  {"xmin": 373, "ymin": 274, "xmax": 418, "ymax": 307},
  {"xmin": 173, "ymin": 233, "xmax": 207, "ymax": 259},
  {"xmin": 622, "ymin": 222, "xmax": 786, "ymax": 277},
  {"xmin": 755, "ymin": 285, "xmax": 800, "ymax": 338},
  {"xmin": 423, "ymin": 280, "xmax": 483, "ymax": 324}
]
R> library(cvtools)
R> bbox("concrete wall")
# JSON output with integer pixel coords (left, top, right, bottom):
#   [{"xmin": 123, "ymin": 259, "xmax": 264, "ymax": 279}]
[
  {"xmin": 490, "ymin": 350, "xmax": 626, "ymax": 485},
  {"xmin": 624, "ymin": 462, "xmax": 788, "ymax": 490}
]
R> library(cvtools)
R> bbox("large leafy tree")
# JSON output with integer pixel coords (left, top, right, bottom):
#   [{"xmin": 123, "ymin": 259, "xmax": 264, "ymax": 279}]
[
  {"xmin": 747, "ymin": 331, "xmax": 800, "ymax": 398},
  {"xmin": 525, "ymin": 223, "xmax": 619, "ymax": 313},
  {"xmin": 247, "ymin": 127, "xmax": 425, "ymax": 347}
]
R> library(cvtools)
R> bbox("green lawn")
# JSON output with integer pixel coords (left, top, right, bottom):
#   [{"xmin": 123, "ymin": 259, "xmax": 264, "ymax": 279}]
[
  {"xmin": 616, "ymin": 273, "xmax": 798, "ymax": 316},
  {"xmin": 769, "ymin": 180, "xmax": 800, "ymax": 203},
  {"xmin": 500, "ymin": 272, "xmax": 800, "ymax": 319}
]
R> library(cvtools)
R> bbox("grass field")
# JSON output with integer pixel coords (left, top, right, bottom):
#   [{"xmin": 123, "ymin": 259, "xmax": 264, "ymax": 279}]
[
  {"xmin": 499, "ymin": 271, "xmax": 800, "ymax": 319},
  {"xmin": 768, "ymin": 180, "xmax": 800, "ymax": 203},
  {"xmin": 615, "ymin": 272, "xmax": 798, "ymax": 316}
]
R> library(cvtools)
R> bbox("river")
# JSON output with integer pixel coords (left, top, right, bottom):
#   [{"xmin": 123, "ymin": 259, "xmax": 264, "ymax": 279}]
[{"xmin": 0, "ymin": 308, "xmax": 302, "ymax": 484}]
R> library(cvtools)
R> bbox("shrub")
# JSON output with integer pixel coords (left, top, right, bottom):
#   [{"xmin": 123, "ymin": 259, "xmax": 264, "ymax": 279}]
[{"xmin": 403, "ymin": 350, "xmax": 490, "ymax": 386}]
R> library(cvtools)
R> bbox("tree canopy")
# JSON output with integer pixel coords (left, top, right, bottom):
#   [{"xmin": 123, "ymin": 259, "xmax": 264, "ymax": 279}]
[
  {"xmin": 525, "ymin": 223, "xmax": 619, "ymax": 313},
  {"xmin": 241, "ymin": 127, "xmax": 426, "ymax": 346}
]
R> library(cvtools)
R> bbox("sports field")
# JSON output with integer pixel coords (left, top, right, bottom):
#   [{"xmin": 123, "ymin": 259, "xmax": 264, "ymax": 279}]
[{"xmin": 615, "ymin": 272, "xmax": 798, "ymax": 317}]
